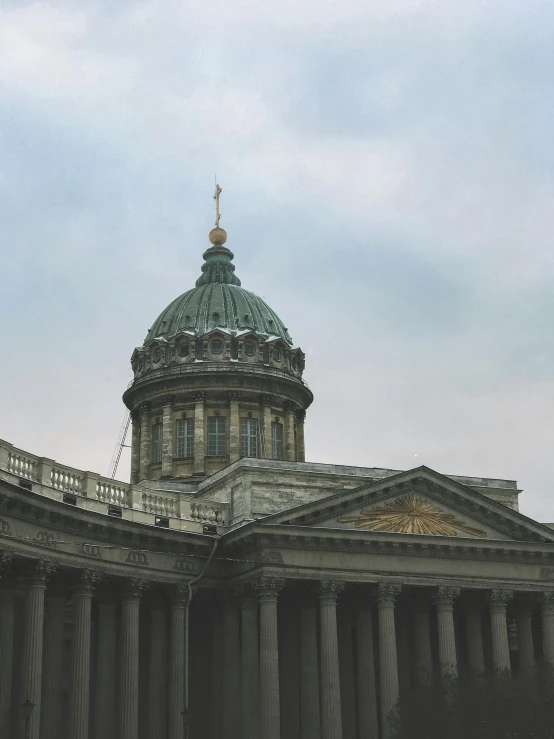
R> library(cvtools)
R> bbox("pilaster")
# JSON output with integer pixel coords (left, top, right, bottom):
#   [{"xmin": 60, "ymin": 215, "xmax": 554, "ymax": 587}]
[
  {"xmin": 262, "ymin": 397, "xmax": 273, "ymax": 459},
  {"xmin": 295, "ymin": 409, "xmax": 306, "ymax": 462},
  {"xmin": 229, "ymin": 392, "xmax": 240, "ymax": 462},
  {"xmin": 119, "ymin": 579, "xmax": 143, "ymax": 739},
  {"xmin": 240, "ymin": 586, "xmax": 260, "ymax": 739},
  {"xmin": 93, "ymin": 589, "xmax": 117, "ymax": 739},
  {"xmin": 130, "ymin": 411, "xmax": 141, "ymax": 484},
  {"xmin": 463, "ymin": 596, "xmax": 485, "ymax": 678},
  {"xmin": 300, "ymin": 592, "xmax": 321, "ymax": 739},
  {"xmin": 41, "ymin": 581, "xmax": 67, "ymax": 739},
  {"xmin": 284, "ymin": 402, "xmax": 296, "ymax": 461},
  {"xmin": 138, "ymin": 404, "xmax": 151, "ymax": 481},
  {"xmin": 193, "ymin": 392, "xmax": 205, "ymax": 475},
  {"xmin": 161, "ymin": 396, "xmax": 174, "ymax": 478},
  {"xmin": 515, "ymin": 597, "xmax": 536, "ymax": 673},
  {"xmin": 355, "ymin": 591, "xmax": 379, "ymax": 739},
  {"xmin": 413, "ymin": 591, "xmax": 433, "ymax": 687},
  {"xmin": 222, "ymin": 589, "xmax": 241, "ymax": 739},
  {"xmin": 169, "ymin": 584, "xmax": 188, "ymax": 739},
  {"xmin": 147, "ymin": 593, "xmax": 168, "ymax": 739}
]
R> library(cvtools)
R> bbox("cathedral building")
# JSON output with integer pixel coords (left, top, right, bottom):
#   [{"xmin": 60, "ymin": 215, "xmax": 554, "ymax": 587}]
[{"xmin": 1, "ymin": 195, "xmax": 554, "ymax": 739}]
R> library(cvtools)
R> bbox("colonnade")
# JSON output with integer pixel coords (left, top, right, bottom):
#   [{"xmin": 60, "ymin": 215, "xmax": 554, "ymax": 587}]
[
  {"xmin": 131, "ymin": 395, "xmax": 306, "ymax": 483},
  {"xmin": 1, "ymin": 563, "xmax": 554, "ymax": 739}
]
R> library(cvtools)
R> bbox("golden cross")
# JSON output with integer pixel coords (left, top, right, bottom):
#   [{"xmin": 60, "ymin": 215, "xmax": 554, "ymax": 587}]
[{"xmin": 213, "ymin": 183, "xmax": 222, "ymax": 227}]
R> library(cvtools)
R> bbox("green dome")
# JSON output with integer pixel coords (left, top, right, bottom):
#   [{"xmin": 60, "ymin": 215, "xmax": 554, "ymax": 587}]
[{"xmin": 144, "ymin": 243, "xmax": 293, "ymax": 346}]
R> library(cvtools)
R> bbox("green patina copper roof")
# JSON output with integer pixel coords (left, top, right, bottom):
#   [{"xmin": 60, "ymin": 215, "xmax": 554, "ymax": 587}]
[{"xmin": 144, "ymin": 243, "xmax": 293, "ymax": 345}]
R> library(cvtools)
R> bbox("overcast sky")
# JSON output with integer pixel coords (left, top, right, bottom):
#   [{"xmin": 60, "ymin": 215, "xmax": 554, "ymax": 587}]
[{"xmin": 1, "ymin": 0, "xmax": 553, "ymax": 521}]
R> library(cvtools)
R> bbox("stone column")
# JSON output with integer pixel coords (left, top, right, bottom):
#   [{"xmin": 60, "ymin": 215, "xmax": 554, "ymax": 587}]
[
  {"xmin": 256, "ymin": 577, "xmax": 284, "ymax": 739},
  {"xmin": 263, "ymin": 398, "xmax": 273, "ymax": 459},
  {"xmin": 161, "ymin": 396, "xmax": 174, "ymax": 477},
  {"xmin": 148, "ymin": 594, "xmax": 168, "ymax": 739},
  {"xmin": 222, "ymin": 590, "xmax": 241, "ymax": 739},
  {"xmin": 68, "ymin": 570, "xmax": 98, "ymax": 739},
  {"xmin": 464, "ymin": 597, "xmax": 485, "ymax": 678},
  {"xmin": 229, "ymin": 392, "xmax": 241, "ymax": 462},
  {"xmin": 300, "ymin": 593, "xmax": 321, "ymax": 739},
  {"xmin": 436, "ymin": 586, "xmax": 459, "ymax": 680},
  {"xmin": 488, "ymin": 589, "xmax": 512, "ymax": 674},
  {"xmin": 295, "ymin": 410, "xmax": 306, "ymax": 462},
  {"xmin": 41, "ymin": 582, "xmax": 66, "ymax": 739},
  {"xmin": 193, "ymin": 392, "xmax": 205, "ymax": 475},
  {"xmin": 240, "ymin": 587, "xmax": 260, "ymax": 739},
  {"xmin": 280, "ymin": 600, "xmax": 300, "ymax": 739},
  {"xmin": 138, "ymin": 404, "xmax": 151, "ymax": 481},
  {"xmin": 169, "ymin": 584, "xmax": 187, "ymax": 739},
  {"xmin": 541, "ymin": 592, "xmax": 554, "ymax": 668},
  {"xmin": 319, "ymin": 581, "xmax": 344, "ymax": 739},
  {"xmin": 377, "ymin": 583, "xmax": 401, "ymax": 738},
  {"xmin": 119, "ymin": 579, "xmax": 142, "ymax": 739},
  {"xmin": 338, "ymin": 603, "xmax": 356, "ymax": 739},
  {"xmin": 0, "ymin": 570, "xmax": 16, "ymax": 738},
  {"xmin": 211, "ymin": 604, "xmax": 223, "ymax": 739},
  {"xmin": 413, "ymin": 591, "xmax": 433, "ymax": 687},
  {"xmin": 515, "ymin": 598, "xmax": 535, "ymax": 673},
  {"xmin": 356, "ymin": 592, "xmax": 379, "ymax": 739},
  {"xmin": 130, "ymin": 412, "xmax": 141, "ymax": 484},
  {"xmin": 93, "ymin": 591, "xmax": 117, "ymax": 739},
  {"xmin": 20, "ymin": 560, "xmax": 54, "ymax": 739},
  {"xmin": 284, "ymin": 402, "xmax": 296, "ymax": 461}
]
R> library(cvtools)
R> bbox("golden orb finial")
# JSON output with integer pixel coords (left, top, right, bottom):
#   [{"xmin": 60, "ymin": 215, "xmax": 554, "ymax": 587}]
[{"xmin": 209, "ymin": 226, "xmax": 228, "ymax": 245}]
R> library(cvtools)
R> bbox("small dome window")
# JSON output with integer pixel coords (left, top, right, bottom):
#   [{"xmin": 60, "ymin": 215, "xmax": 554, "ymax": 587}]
[
  {"xmin": 211, "ymin": 340, "xmax": 224, "ymax": 354},
  {"xmin": 273, "ymin": 349, "xmax": 282, "ymax": 362},
  {"xmin": 179, "ymin": 343, "xmax": 190, "ymax": 357},
  {"xmin": 292, "ymin": 357, "xmax": 298, "ymax": 371},
  {"xmin": 244, "ymin": 342, "xmax": 256, "ymax": 356},
  {"xmin": 213, "ymin": 312, "xmax": 220, "ymax": 322},
  {"xmin": 152, "ymin": 347, "xmax": 162, "ymax": 363},
  {"xmin": 138, "ymin": 357, "xmax": 144, "ymax": 371}
]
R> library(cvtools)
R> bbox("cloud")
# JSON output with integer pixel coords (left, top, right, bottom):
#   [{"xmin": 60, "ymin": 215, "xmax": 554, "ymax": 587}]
[{"xmin": 1, "ymin": 0, "xmax": 554, "ymax": 520}]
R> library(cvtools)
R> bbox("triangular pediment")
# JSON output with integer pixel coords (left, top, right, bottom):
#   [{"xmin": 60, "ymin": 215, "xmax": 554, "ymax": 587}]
[{"xmin": 262, "ymin": 467, "xmax": 554, "ymax": 544}]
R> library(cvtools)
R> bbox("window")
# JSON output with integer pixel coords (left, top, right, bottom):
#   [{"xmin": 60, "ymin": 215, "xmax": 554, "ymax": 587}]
[
  {"xmin": 244, "ymin": 342, "xmax": 256, "ymax": 356},
  {"xmin": 211, "ymin": 340, "xmax": 224, "ymax": 354},
  {"xmin": 152, "ymin": 423, "xmax": 163, "ymax": 464},
  {"xmin": 152, "ymin": 346, "xmax": 161, "ymax": 363},
  {"xmin": 175, "ymin": 418, "xmax": 194, "ymax": 458},
  {"xmin": 208, "ymin": 417, "xmax": 226, "ymax": 456},
  {"xmin": 271, "ymin": 422, "xmax": 283, "ymax": 460},
  {"xmin": 241, "ymin": 418, "xmax": 259, "ymax": 458},
  {"xmin": 273, "ymin": 349, "xmax": 282, "ymax": 362},
  {"xmin": 178, "ymin": 343, "xmax": 189, "ymax": 357}
]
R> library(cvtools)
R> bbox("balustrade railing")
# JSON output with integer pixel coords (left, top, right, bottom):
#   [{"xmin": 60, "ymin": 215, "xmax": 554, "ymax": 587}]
[{"xmin": 0, "ymin": 438, "xmax": 228, "ymax": 526}]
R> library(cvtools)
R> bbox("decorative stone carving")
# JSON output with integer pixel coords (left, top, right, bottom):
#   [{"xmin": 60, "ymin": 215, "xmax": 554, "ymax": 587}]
[
  {"xmin": 377, "ymin": 583, "xmax": 401, "ymax": 607},
  {"xmin": 435, "ymin": 586, "xmax": 461, "ymax": 610},
  {"xmin": 37, "ymin": 531, "xmax": 58, "ymax": 549},
  {"xmin": 318, "ymin": 581, "xmax": 344, "ymax": 605},
  {"xmin": 74, "ymin": 569, "xmax": 101, "ymax": 594},
  {"xmin": 161, "ymin": 395, "xmax": 174, "ymax": 406},
  {"xmin": 173, "ymin": 557, "xmax": 196, "ymax": 573},
  {"xmin": 254, "ymin": 577, "xmax": 285, "ymax": 600},
  {"xmin": 125, "ymin": 550, "xmax": 149, "ymax": 566},
  {"xmin": 138, "ymin": 403, "xmax": 150, "ymax": 416},
  {"xmin": 296, "ymin": 409, "xmax": 306, "ymax": 422},
  {"xmin": 171, "ymin": 583, "xmax": 190, "ymax": 606},
  {"xmin": 489, "ymin": 588, "xmax": 513, "ymax": 611},
  {"xmin": 81, "ymin": 542, "xmax": 102, "ymax": 558},
  {"xmin": 228, "ymin": 391, "xmax": 240, "ymax": 402},
  {"xmin": 0, "ymin": 520, "xmax": 11, "ymax": 537},
  {"xmin": 122, "ymin": 578, "xmax": 144, "ymax": 601},
  {"xmin": 338, "ymin": 494, "xmax": 487, "ymax": 537},
  {"xmin": 194, "ymin": 392, "xmax": 205, "ymax": 403}
]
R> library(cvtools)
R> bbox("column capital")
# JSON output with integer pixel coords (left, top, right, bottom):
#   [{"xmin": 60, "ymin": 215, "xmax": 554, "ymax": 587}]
[
  {"xmin": 318, "ymin": 580, "xmax": 344, "ymax": 605},
  {"xmin": 74, "ymin": 569, "xmax": 102, "ymax": 595},
  {"xmin": 283, "ymin": 401, "xmax": 296, "ymax": 413},
  {"xmin": 488, "ymin": 588, "xmax": 513, "ymax": 611},
  {"xmin": 260, "ymin": 394, "xmax": 273, "ymax": 406},
  {"xmin": 377, "ymin": 582, "xmax": 401, "ymax": 607},
  {"xmin": 435, "ymin": 586, "xmax": 460, "ymax": 610},
  {"xmin": 194, "ymin": 391, "xmax": 205, "ymax": 403},
  {"xmin": 254, "ymin": 577, "xmax": 285, "ymax": 602},
  {"xmin": 170, "ymin": 582, "xmax": 190, "ymax": 606},
  {"xmin": 0, "ymin": 549, "xmax": 12, "ymax": 573},
  {"xmin": 162, "ymin": 395, "xmax": 174, "ymax": 407},
  {"xmin": 138, "ymin": 403, "xmax": 151, "ymax": 416},
  {"xmin": 121, "ymin": 578, "xmax": 144, "ymax": 603},
  {"xmin": 295, "ymin": 409, "xmax": 306, "ymax": 422},
  {"xmin": 228, "ymin": 391, "xmax": 240, "ymax": 402},
  {"xmin": 24, "ymin": 559, "xmax": 57, "ymax": 586}
]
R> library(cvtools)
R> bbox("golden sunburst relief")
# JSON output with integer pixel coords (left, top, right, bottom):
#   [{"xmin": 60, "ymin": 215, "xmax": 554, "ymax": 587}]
[{"xmin": 337, "ymin": 493, "xmax": 487, "ymax": 537}]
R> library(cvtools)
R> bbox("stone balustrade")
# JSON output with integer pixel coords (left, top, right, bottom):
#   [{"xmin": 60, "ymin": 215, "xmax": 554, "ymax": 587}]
[{"xmin": 0, "ymin": 438, "xmax": 228, "ymax": 529}]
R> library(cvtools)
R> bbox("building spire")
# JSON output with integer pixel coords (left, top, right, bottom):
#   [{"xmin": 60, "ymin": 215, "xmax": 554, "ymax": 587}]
[
  {"xmin": 214, "ymin": 181, "xmax": 222, "ymax": 228},
  {"xmin": 208, "ymin": 181, "xmax": 228, "ymax": 247}
]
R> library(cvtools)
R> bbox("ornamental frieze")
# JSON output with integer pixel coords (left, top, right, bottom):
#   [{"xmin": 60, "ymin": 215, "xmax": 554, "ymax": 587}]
[
  {"xmin": 337, "ymin": 493, "xmax": 487, "ymax": 538},
  {"xmin": 125, "ymin": 550, "xmax": 149, "ymax": 566}
]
